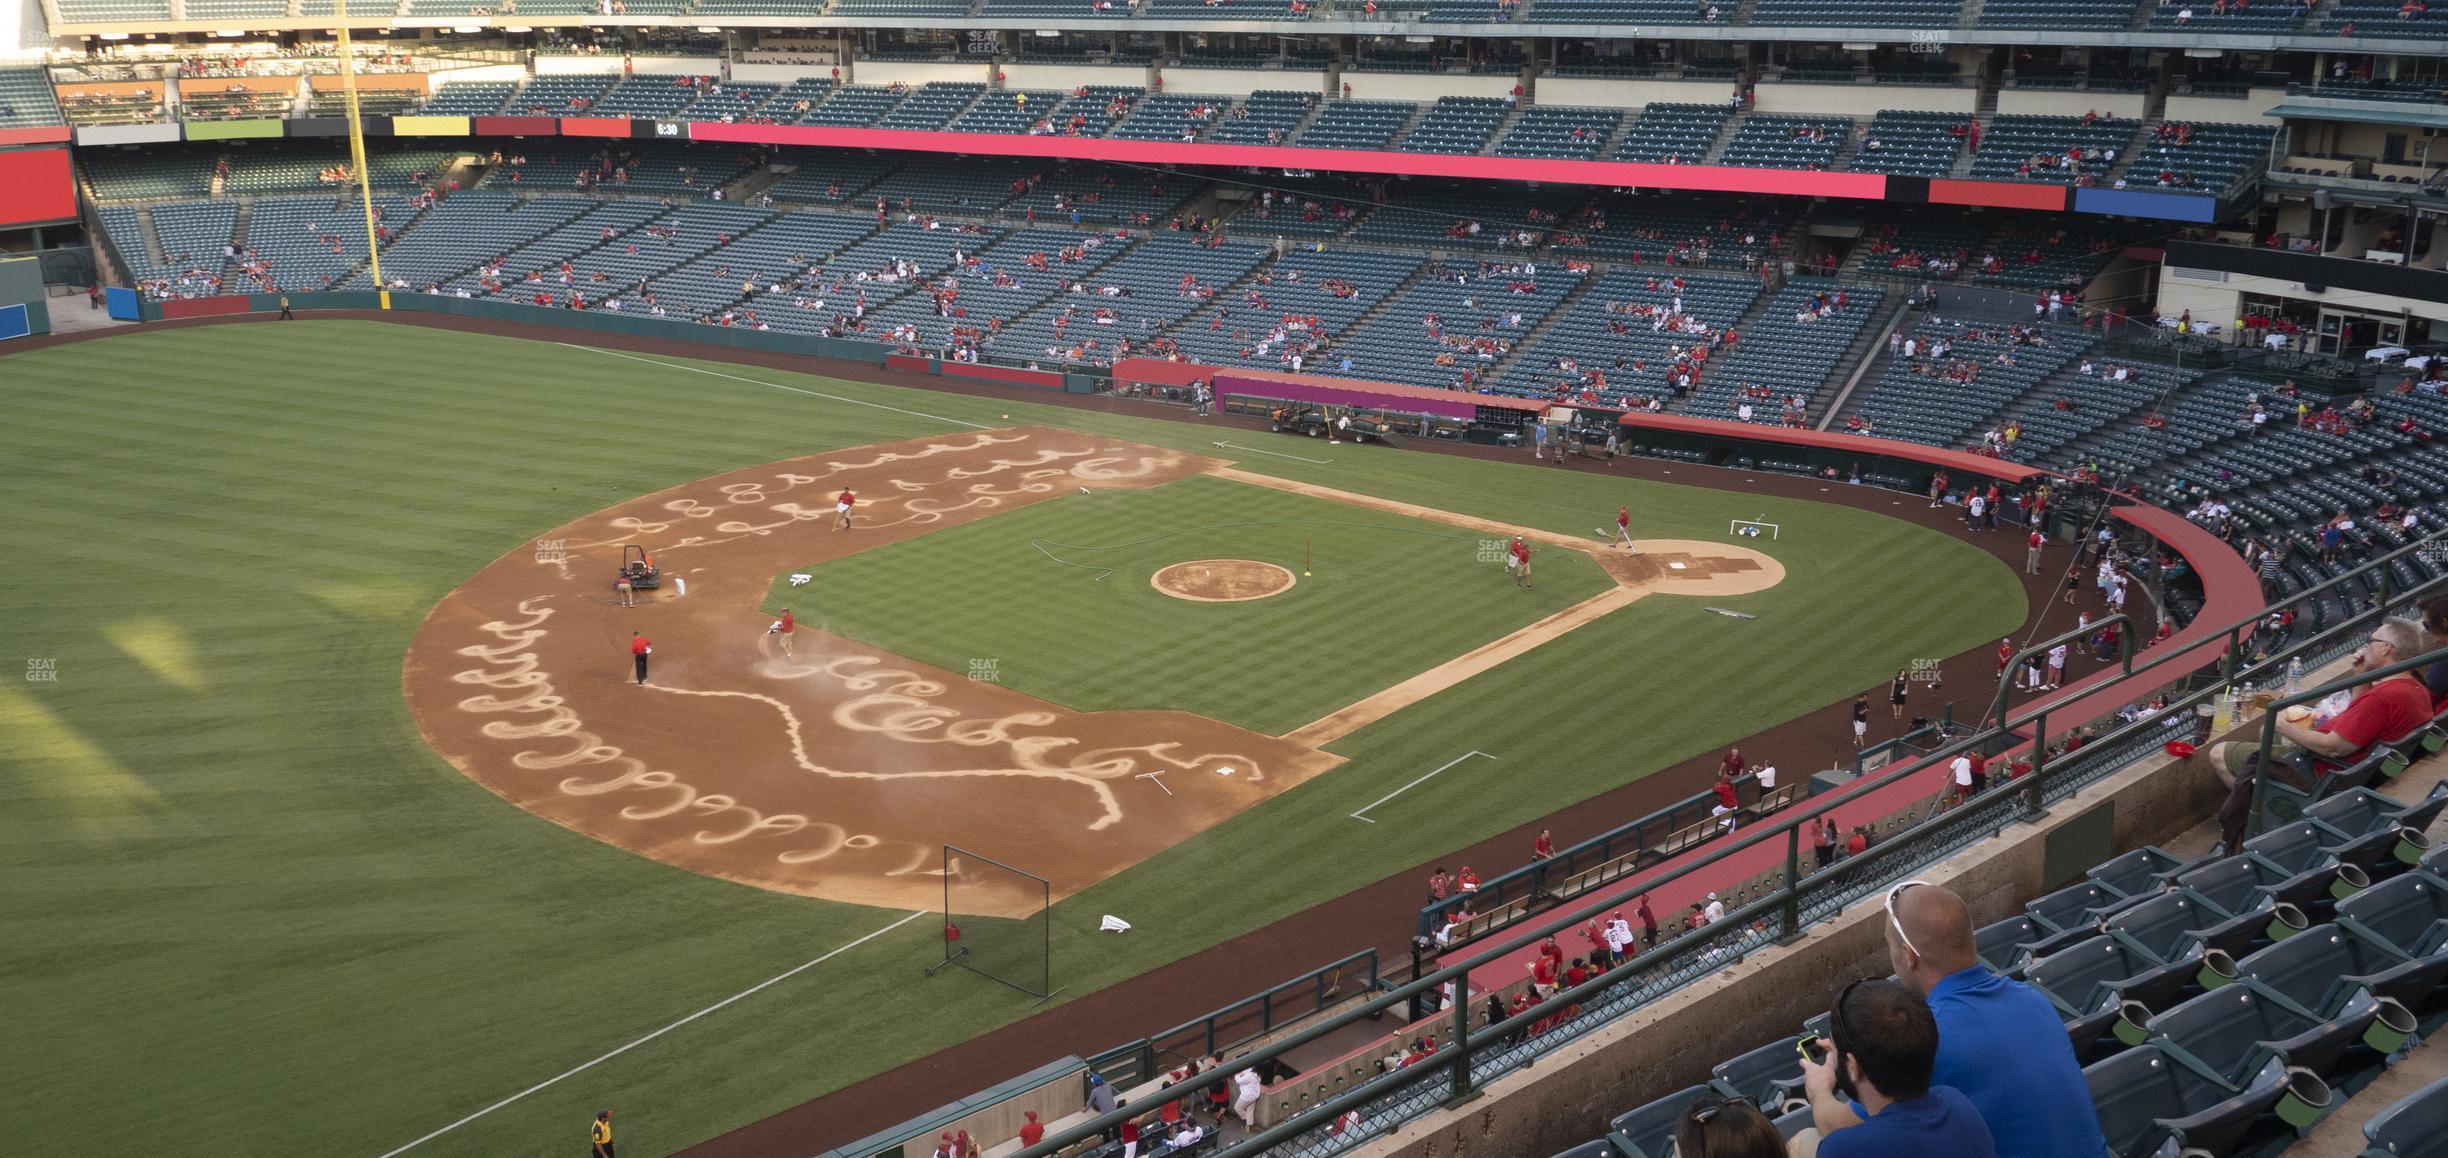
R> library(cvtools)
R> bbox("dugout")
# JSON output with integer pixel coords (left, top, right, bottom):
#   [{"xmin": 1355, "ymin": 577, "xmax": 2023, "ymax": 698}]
[
  {"xmin": 1613, "ymin": 412, "xmax": 2051, "ymax": 499},
  {"xmin": 1110, "ymin": 357, "xmax": 1550, "ymax": 443}
]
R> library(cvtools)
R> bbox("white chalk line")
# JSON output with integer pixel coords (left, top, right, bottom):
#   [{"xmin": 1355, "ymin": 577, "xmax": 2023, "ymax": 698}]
[
  {"xmin": 1211, "ymin": 440, "xmax": 1333, "ymax": 465},
  {"xmin": 559, "ymin": 344, "xmax": 993, "ymax": 430},
  {"xmin": 1349, "ymin": 751, "xmax": 1497, "ymax": 823},
  {"xmin": 376, "ymin": 908, "xmax": 928, "ymax": 1157}
]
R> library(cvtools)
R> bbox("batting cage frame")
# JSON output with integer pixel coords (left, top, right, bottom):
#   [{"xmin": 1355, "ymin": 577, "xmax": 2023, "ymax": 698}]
[{"xmin": 924, "ymin": 845, "xmax": 1061, "ymax": 1004}]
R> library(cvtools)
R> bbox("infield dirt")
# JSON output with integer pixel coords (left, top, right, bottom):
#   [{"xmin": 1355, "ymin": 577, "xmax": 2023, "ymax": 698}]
[{"xmin": 402, "ymin": 427, "xmax": 1346, "ymax": 916}]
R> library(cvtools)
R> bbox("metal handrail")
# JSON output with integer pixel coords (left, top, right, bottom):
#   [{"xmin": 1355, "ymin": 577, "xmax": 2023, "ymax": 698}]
[
  {"xmin": 1010, "ymin": 534, "xmax": 2448, "ymax": 1158},
  {"xmin": 1085, "ymin": 948, "xmax": 1379, "ymax": 1089},
  {"xmin": 1982, "ymin": 611, "xmax": 2138, "ymax": 734}
]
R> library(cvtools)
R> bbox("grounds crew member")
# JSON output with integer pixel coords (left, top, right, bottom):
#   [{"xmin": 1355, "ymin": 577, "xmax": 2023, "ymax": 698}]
[
  {"xmin": 277, "ymin": 295, "xmax": 294, "ymax": 320},
  {"xmin": 591, "ymin": 1108, "xmax": 614, "ymax": 1157}
]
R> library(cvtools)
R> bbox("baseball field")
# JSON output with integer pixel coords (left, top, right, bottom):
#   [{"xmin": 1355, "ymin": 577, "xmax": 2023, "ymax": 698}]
[{"xmin": 0, "ymin": 320, "xmax": 2023, "ymax": 1155}]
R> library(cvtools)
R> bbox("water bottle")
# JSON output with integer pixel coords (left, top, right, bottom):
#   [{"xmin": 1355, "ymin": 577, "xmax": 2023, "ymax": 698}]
[{"xmin": 2285, "ymin": 657, "xmax": 2303, "ymax": 696}]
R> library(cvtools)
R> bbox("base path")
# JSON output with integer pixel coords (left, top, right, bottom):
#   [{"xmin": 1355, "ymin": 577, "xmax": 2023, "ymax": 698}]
[
  {"xmin": 401, "ymin": 428, "xmax": 1343, "ymax": 917},
  {"xmin": 1223, "ymin": 471, "xmax": 1785, "ymax": 748}
]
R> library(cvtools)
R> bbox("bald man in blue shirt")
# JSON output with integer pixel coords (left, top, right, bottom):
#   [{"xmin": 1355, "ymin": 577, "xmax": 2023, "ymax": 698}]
[{"xmin": 1870, "ymin": 881, "xmax": 2110, "ymax": 1158}]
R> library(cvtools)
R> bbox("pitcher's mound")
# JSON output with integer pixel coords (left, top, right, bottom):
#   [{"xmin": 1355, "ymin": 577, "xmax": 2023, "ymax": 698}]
[{"xmin": 1153, "ymin": 559, "xmax": 1297, "ymax": 603}]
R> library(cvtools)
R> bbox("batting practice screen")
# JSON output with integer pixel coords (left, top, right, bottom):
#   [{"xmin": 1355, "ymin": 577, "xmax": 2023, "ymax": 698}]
[{"xmin": 930, "ymin": 846, "xmax": 1056, "ymax": 1001}]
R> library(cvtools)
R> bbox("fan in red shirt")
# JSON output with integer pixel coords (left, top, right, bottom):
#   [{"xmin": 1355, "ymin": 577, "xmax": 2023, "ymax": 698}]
[
  {"xmin": 834, "ymin": 488, "xmax": 857, "ymax": 531},
  {"xmin": 2209, "ymin": 618, "xmax": 2432, "ymax": 850},
  {"xmin": 1996, "ymin": 637, "xmax": 2015, "ymax": 675},
  {"xmin": 1531, "ymin": 828, "xmax": 1555, "ymax": 860},
  {"xmin": 1528, "ymin": 954, "xmax": 1557, "ymax": 996}
]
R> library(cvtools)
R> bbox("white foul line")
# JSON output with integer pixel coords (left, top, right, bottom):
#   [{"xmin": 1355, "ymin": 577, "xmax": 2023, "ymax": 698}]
[
  {"xmin": 558, "ymin": 343, "xmax": 993, "ymax": 430},
  {"xmin": 376, "ymin": 908, "xmax": 929, "ymax": 1157},
  {"xmin": 1350, "ymin": 751, "xmax": 1497, "ymax": 823},
  {"xmin": 1211, "ymin": 440, "xmax": 1333, "ymax": 465}
]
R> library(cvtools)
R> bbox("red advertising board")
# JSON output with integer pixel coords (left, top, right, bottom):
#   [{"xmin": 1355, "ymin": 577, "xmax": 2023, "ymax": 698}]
[{"xmin": 0, "ymin": 147, "xmax": 76, "ymax": 227}]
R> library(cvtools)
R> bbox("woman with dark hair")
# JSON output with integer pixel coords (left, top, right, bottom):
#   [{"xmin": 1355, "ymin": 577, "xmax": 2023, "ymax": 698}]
[{"xmin": 1674, "ymin": 1096, "xmax": 1786, "ymax": 1158}]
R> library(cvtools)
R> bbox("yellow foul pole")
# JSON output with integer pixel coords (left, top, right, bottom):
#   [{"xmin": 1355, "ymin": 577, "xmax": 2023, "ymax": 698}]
[{"xmin": 333, "ymin": 0, "xmax": 389, "ymax": 309}]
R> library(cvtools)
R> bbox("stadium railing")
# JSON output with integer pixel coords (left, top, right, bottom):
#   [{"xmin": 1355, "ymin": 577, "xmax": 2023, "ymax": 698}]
[
  {"xmin": 1013, "ymin": 530, "xmax": 2444, "ymax": 1158},
  {"xmin": 1085, "ymin": 948, "xmax": 1381, "ymax": 1091},
  {"xmin": 1420, "ymin": 771, "xmax": 1799, "ymax": 945}
]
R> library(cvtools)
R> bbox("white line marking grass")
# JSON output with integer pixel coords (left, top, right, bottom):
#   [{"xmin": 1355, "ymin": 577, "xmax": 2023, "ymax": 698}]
[
  {"xmin": 560, "ymin": 344, "xmax": 992, "ymax": 430},
  {"xmin": 377, "ymin": 908, "xmax": 929, "ymax": 1157},
  {"xmin": 1349, "ymin": 751, "xmax": 1498, "ymax": 823},
  {"xmin": 1210, "ymin": 440, "xmax": 1333, "ymax": 465}
]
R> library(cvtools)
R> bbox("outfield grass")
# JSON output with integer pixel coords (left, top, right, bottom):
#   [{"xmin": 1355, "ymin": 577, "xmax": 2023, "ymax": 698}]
[
  {"xmin": 768, "ymin": 475, "xmax": 1615, "ymax": 734},
  {"xmin": 0, "ymin": 322, "xmax": 2022, "ymax": 1156}
]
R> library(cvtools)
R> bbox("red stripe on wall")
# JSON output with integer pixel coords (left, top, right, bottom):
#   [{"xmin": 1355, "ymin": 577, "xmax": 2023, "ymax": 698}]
[
  {"xmin": 943, "ymin": 362, "xmax": 1064, "ymax": 388},
  {"xmin": 473, "ymin": 116, "xmax": 561, "ymax": 137},
  {"xmin": 686, "ymin": 122, "xmax": 1894, "ymax": 200},
  {"xmin": 160, "ymin": 295, "xmax": 256, "ymax": 319},
  {"xmin": 0, "ymin": 126, "xmax": 74, "ymax": 147},
  {"xmin": 1928, "ymin": 179, "xmax": 2070, "ymax": 212},
  {"xmin": 883, "ymin": 353, "xmax": 936, "ymax": 374},
  {"xmin": 559, "ymin": 117, "xmax": 633, "ymax": 139}
]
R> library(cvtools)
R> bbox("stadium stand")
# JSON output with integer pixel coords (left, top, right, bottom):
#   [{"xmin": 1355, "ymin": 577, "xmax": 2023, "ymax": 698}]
[
  {"xmin": 1162, "ymin": 247, "xmax": 1424, "ymax": 371},
  {"xmin": 1854, "ymin": 110, "xmax": 1970, "ymax": 178},
  {"xmin": 2126, "ymin": 121, "xmax": 2280, "ymax": 192},
  {"xmin": 2325, "ymin": 0, "xmax": 2448, "ymax": 35},
  {"xmin": 235, "ymin": 193, "xmax": 394, "ymax": 293},
  {"xmin": 1497, "ymin": 269, "xmax": 1760, "ymax": 405},
  {"xmin": 1549, "ymin": 194, "xmax": 1786, "ymax": 271},
  {"xmin": 179, "ymin": 87, "xmax": 294, "ymax": 122},
  {"xmin": 1716, "ymin": 114, "xmax": 1849, "ymax": 170},
  {"xmin": 49, "ymin": 0, "xmax": 170, "ymax": 20},
  {"xmin": 1685, "ymin": 281, "xmax": 1881, "ymax": 423},
  {"xmin": 1522, "ymin": 0, "xmax": 1720, "ymax": 20},
  {"xmin": 1112, "ymin": 93, "xmax": 1231, "ymax": 142},
  {"xmin": 1209, "ymin": 89, "xmax": 1312, "ymax": 145},
  {"xmin": 343, "ymin": 192, "xmax": 592, "ymax": 291},
  {"xmin": 878, "ymin": 83, "xmax": 984, "ymax": 131},
  {"xmin": 1309, "ymin": 258, "xmax": 1580, "ymax": 388},
  {"xmin": 58, "ymin": 86, "xmax": 165, "ymax": 126},
  {"xmin": 1494, "ymin": 104, "xmax": 1623, "ymax": 160},
  {"xmin": 504, "ymin": 75, "xmax": 617, "ymax": 116},
  {"xmin": 1293, "ymin": 99, "xmax": 1414, "ymax": 150},
  {"xmin": 803, "ymin": 85, "xmax": 905, "ymax": 127},
  {"xmin": 1398, "ymin": 95, "xmax": 1511, "ymax": 155},
  {"xmin": 1750, "ymin": 0, "xmax": 1961, "ymax": 24},
  {"xmin": 1846, "ymin": 320, "xmax": 2084, "ymax": 449},
  {"xmin": 82, "ymin": 146, "xmax": 222, "ymax": 200},
  {"xmin": 2147, "ymin": 0, "xmax": 2310, "ymax": 31},
  {"xmin": 1611, "ymin": 103, "xmax": 1729, "ymax": 165},
  {"xmin": 417, "ymin": 82, "xmax": 516, "ymax": 116},
  {"xmin": 1969, "ymin": 115, "xmax": 2141, "ymax": 185},
  {"xmin": 0, "ymin": 67, "xmax": 67, "ymax": 128}
]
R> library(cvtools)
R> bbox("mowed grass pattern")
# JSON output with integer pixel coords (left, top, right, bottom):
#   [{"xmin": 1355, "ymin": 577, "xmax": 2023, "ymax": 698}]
[
  {"xmin": 773, "ymin": 475, "xmax": 1614, "ymax": 734},
  {"xmin": 0, "ymin": 322, "xmax": 2023, "ymax": 1156}
]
